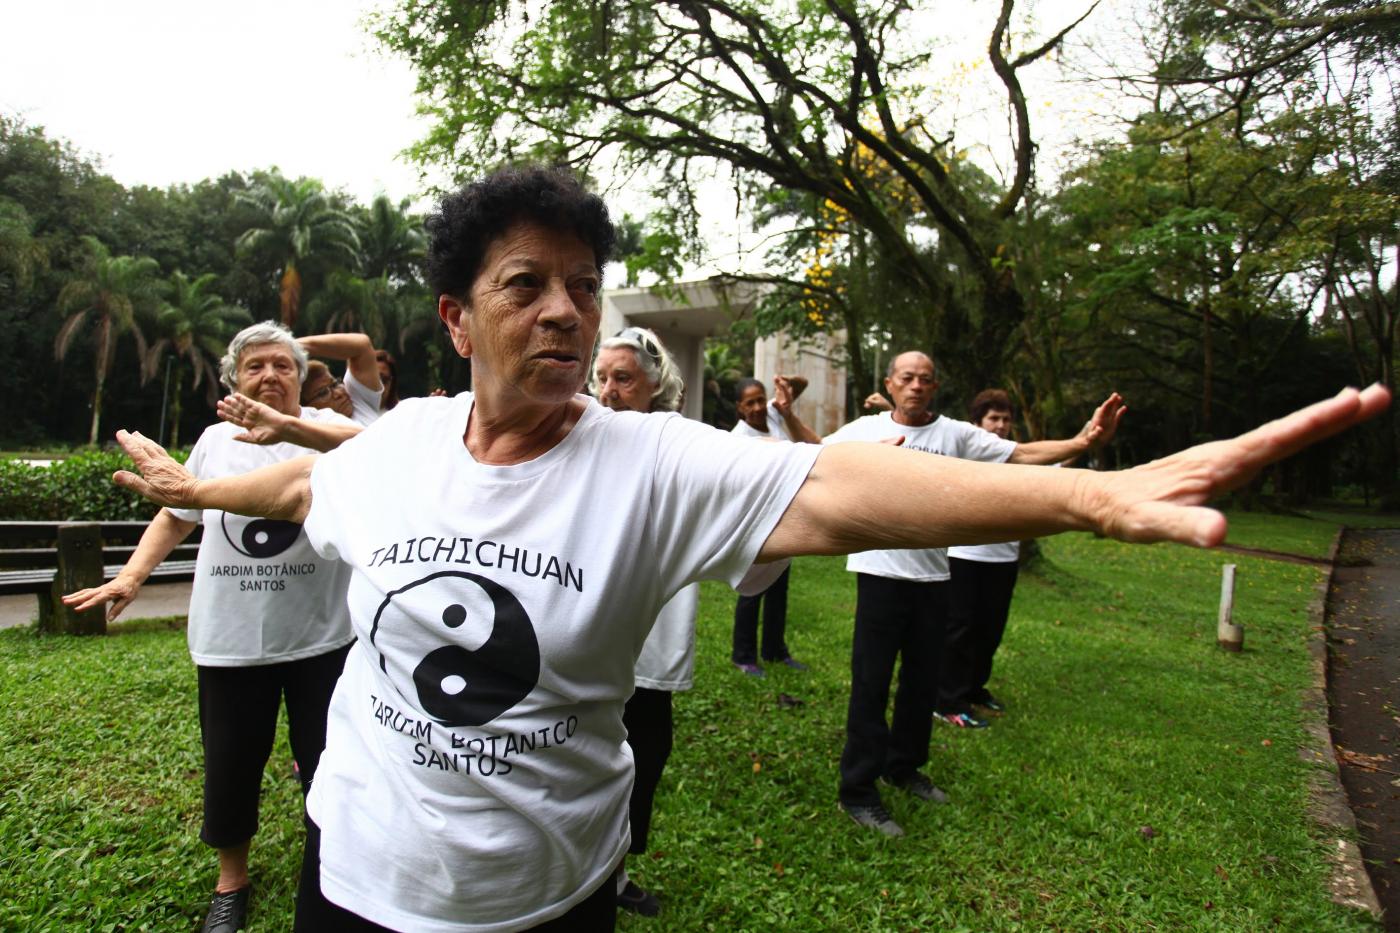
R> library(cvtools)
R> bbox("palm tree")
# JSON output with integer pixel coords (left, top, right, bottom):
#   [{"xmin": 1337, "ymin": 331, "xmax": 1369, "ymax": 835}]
[
  {"xmin": 303, "ymin": 270, "xmax": 391, "ymax": 346},
  {"xmin": 54, "ymin": 235, "xmax": 161, "ymax": 445},
  {"xmin": 143, "ymin": 271, "xmax": 252, "ymax": 447},
  {"xmin": 234, "ymin": 174, "xmax": 359, "ymax": 328},
  {"xmin": 355, "ymin": 194, "xmax": 425, "ymax": 281}
]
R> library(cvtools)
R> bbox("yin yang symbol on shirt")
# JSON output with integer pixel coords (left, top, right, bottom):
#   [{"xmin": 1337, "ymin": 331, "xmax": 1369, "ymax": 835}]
[
  {"xmin": 221, "ymin": 512, "xmax": 302, "ymax": 558},
  {"xmin": 369, "ymin": 570, "xmax": 541, "ymax": 727}
]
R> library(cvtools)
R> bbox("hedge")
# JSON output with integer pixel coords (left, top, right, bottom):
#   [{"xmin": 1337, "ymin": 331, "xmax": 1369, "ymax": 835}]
[{"xmin": 0, "ymin": 450, "xmax": 189, "ymax": 522}]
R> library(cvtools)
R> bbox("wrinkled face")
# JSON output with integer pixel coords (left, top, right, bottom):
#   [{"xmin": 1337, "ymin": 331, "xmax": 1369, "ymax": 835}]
[
  {"xmin": 977, "ymin": 407, "xmax": 1013, "ymax": 439},
  {"xmin": 884, "ymin": 353, "xmax": 938, "ymax": 422},
  {"xmin": 440, "ymin": 222, "xmax": 601, "ymax": 407},
  {"xmin": 302, "ymin": 371, "xmax": 353, "ymax": 418},
  {"xmin": 235, "ymin": 343, "xmax": 302, "ymax": 416},
  {"xmin": 594, "ymin": 346, "xmax": 654, "ymax": 413},
  {"xmin": 737, "ymin": 384, "xmax": 768, "ymax": 431}
]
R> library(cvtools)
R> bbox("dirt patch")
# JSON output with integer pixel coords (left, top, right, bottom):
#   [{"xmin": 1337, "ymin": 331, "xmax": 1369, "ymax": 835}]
[{"xmin": 1327, "ymin": 528, "xmax": 1400, "ymax": 929}]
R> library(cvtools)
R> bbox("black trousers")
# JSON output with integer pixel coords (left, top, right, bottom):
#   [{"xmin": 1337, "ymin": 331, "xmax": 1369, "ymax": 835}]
[
  {"xmin": 838, "ymin": 574, "xmax": 947, "ymax": 807},
  {"xmin": 623, "ymin": 686, "xmax": 673, "ymax": 855},
  {"xmin": 294, "ymin": 819, "xmax": 617, "ymax": 931},
  {"xmin": 937, "ymin": 557, "xmax": 1019, "ymax": 713},
  {"xmin": 731, "ymin": 566, "xmax": 792, "ymax": 664},
  {"xmin": 197, "ymin": 643, "xmax": 352, "ymax": 848}
]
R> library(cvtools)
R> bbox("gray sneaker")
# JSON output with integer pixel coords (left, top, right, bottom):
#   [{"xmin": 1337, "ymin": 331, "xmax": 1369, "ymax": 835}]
[
  {"xmin": 840, "ymin": 802, "xmax": 905, "ymax": 837},
  {"xmin": 887, "ymin": 772, "xmax": 948, "ymax": 804}
]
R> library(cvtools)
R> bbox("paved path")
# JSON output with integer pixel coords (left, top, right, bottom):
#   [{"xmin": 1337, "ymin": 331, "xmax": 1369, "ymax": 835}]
[
  {"xmin": 0, "ymin": 580, "xmax": 192, "ymax": 630},
  {"xmin": 1327, "ymin": 528, "xmax": 1400, "ymax": 929}
]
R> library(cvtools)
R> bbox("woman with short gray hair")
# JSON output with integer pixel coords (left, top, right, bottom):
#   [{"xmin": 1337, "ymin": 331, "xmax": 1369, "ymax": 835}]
[{"xmin": 64, "ymin": 320, "xmax": 359, "ymax": 933}]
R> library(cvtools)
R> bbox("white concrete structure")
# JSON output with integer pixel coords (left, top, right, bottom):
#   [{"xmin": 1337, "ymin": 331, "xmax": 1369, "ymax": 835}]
[
  {"xmin": 753, "ymin": 330, "xmax": 849, "ymax": 437},
  {"xmin": 600, "ymin": 279, "xmax": 848, "ymax": 430}
]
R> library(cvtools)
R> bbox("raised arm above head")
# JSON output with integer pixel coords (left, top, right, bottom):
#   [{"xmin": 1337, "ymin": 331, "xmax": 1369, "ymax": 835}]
[
  {"xmin": 112, "ymin": 430, "xmax": 316, "ymax": 524},
  {"xmin": 759, "ymin": 385, "xmax": 1390, "ymax": 561},
  {"xmin": 297, "ymin": 332, "xmax": 382, "ymax": 393}
]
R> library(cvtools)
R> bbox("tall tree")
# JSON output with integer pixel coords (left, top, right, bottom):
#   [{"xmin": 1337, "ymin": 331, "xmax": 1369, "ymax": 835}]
[
  {"xmin": 234, "ymin": 174, "xmax": 360, "ymax": 328},
  {"xmin": 374, "ymin": 0, "xmax": 1097, "ymax": 389},
  {"xmin": 142, "ymin": 271, "xmax": 252, "ymax": 447},
  {"xmin": 53, "ymin": 236, "xmax": 161, "ymax": 445},
  {"xmin": 354, "ymin": 194, "xmax": 426, "ymax": 281}
]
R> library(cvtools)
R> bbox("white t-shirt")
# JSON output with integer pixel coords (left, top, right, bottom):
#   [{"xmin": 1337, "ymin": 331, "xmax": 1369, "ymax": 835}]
[
  {"xmin": 167, "ymin": 411, "xmax": 356, "ymax": 666},
  {"xmin": 731, "ymin": 402, "xmax": 791, "ymax": 441},
  {"xmin": 344, "ymin": 369, "xmax": 383, "ymax": 427},
  {"xmin": 633, "ymin": 583, "xmax": 699, "ymax": 691},
  {"xmin": 948, "ymin": 540, "xmax": 1021, "ymax": 563},
  {"xmin": 823, "ymin": 412, "xmax": 1016, "ymax": 581},
  {"xmin": 302, "ymin": 393, "xmax": 820, "ymax": 932}
]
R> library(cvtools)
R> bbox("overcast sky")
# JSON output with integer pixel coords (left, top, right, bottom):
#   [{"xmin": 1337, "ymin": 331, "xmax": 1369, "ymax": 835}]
[
  {"xmin": 1, "ymin": 0, "xmax": 433, "ymax": 203},
  {"xmin": 2, "ymin": 0, "xmax": 1133, "ymax": 273}
]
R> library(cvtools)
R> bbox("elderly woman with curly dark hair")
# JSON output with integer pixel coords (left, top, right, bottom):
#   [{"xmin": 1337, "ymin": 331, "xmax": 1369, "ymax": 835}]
[{"xmin": 103, "ymin": 165, "xmax": 1388, "ymax": 931}]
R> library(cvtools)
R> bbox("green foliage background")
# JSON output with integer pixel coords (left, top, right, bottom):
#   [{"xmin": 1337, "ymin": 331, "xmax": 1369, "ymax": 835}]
[{"xmin": 0, "ymin": 451, "xmax": 188, "ymax": 521}]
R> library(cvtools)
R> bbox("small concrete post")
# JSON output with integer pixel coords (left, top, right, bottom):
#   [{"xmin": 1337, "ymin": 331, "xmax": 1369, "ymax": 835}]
[
  {"xmin": 1217, "ymin": 563, "xmax": 1242, "ymax": 652},
  {"xmin": 38, "ymin": 523, "xmax": 107, "ymax": 635}
]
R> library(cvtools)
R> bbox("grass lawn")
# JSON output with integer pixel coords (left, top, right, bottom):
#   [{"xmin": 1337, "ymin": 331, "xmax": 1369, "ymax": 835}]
[{"xmin": 0, "ymin": 513, "xmax": 1382, "ymax": 931}]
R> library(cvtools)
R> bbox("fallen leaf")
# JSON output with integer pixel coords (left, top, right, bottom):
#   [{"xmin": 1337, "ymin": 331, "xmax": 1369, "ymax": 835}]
[
  {"xmin": 1139, "ymin": 825, "xmax": 1157, "ymax": 839},
  {"xmin": 1261, "ymin": 739, "xmax": 1273, "ymax": 747},
  {"xmin": 773, "ymin": 862, "xmax": 784, "ymax": 876},
  {"xmin": 1214, "ymin": 865, "xmax": 1229, "ymax": 881}
]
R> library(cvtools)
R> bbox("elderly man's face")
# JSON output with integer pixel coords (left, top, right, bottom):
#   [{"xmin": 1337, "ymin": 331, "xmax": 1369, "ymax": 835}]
[
  {"xmin": 884, "ymin": 352, "xmax": 938, "ymax": 423},
  {"xmin": 441, "ymin": 222, "xmax": 601, "ymax": 406},
  {"xmin": 236, "ymin": 343, "xmax": 302, "ymax": 416},
  {"xmin": 594, "ymin": 346, "xmax": 654, "ymax": 413}
]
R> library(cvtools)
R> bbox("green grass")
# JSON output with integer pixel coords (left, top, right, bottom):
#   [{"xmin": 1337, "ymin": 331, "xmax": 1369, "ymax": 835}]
[{"xmin": 0, "ymin": 520, "xmax": 1380, "ymax": 931}]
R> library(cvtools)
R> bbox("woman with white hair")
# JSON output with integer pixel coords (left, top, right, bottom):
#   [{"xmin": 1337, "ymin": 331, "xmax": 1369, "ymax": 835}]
[
  {"xmin": 590, "ymin": 325, "xmax": 694, "ymax": 917},
  {"xmin": 64, "ymin": 321, "xmax": 359, "ymax": 933}
]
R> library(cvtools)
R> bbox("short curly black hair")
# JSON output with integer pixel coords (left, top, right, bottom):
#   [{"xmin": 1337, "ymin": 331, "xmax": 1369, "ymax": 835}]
[{"xmin": 424, "ymin": 165, "xmax": 617, "ymax": 298}]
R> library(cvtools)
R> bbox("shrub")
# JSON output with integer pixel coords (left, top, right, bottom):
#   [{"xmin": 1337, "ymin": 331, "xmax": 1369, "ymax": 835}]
[{"xmin": 0, "ymin": 449, "xmax": 189, "ymax": 521}]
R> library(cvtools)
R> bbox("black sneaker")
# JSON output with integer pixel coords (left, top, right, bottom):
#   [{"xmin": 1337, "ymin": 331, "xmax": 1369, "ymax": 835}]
[
  {"xmin": 840, "ymin": 802, "xmax": 905, "ymax": 837},
  {"xmin": 973, "ymin": 694, "xmax": 1006, "ymax": 713},
  {"xmin": 201, "ymin": 887, "xmax": 249, "ymax": 933},
  {"xmin": 617, "ymin": 880, "xmax": 661, "ymax": 916},
  {"xmin": 886, "ymin": 772, "xmax": 949, "ymax": 804}
]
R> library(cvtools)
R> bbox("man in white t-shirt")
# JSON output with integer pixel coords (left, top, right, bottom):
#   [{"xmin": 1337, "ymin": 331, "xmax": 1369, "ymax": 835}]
[
  {"xmin": 728, "ymin": 376, "xmax": 820, "ymax": 675},
  {"xmin": 298, "ymin": 332, "xmax": 386, "ymax": 427},
  {"xmin": 823, "ymin": 351, "xmax": 1125, "ymax": 836},
  {"xmin": 63, "ymin": 321, "xmax": 358, "ymax": 933}
]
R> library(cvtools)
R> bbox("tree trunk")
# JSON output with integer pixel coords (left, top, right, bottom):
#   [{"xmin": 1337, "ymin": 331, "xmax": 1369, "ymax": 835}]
[
  {"xmin": 170, "ymin": 364, "xmax": 186, "ymax": 449},
  {"xmin": 87, "ymin": 314, "xmax": 112, "ymax": 446}
]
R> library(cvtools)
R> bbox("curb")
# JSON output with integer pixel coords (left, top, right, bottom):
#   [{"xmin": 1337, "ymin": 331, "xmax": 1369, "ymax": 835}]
[{"xmin": 1302, "ymin": 527, "xmax": 1382, "ymax": 919}]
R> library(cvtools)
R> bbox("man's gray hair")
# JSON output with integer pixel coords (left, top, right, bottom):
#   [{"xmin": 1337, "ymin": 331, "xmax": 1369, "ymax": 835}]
[
  {"xmin": 218, "ymin": 321, "xmax": 308, "ymax": 391},
  {"xmin": 591, "ymin": 326, "xmax": 684, "ymax": 412}
]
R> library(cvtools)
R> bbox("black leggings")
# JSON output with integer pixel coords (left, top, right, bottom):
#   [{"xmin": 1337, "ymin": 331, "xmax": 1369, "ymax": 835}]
[
  {"xmin": 623, "ymin": 687, "xmax": 674, "ymax": 854},
  {"xmin": 294, "ymin": 819, "xmax": 617, "ymax": 931},
  {"xmin": 197, "ymin": 644, "xmax": 351, "ymax": 848}
]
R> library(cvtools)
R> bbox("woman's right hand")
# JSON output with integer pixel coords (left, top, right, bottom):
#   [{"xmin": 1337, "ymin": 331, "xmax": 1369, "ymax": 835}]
[
  {"xmin": 112, "ymin": 430, "xmax": 202, "ymax": 509},
  {"xmin": 62, "ymin": 573, "xmax": 142, "ymax": 621}
]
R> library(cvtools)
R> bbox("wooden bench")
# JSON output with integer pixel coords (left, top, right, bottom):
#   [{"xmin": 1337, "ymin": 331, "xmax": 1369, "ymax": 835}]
[{"xmin": 0, "ymin": 521, "xmax": 202, "ymax": 633}]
